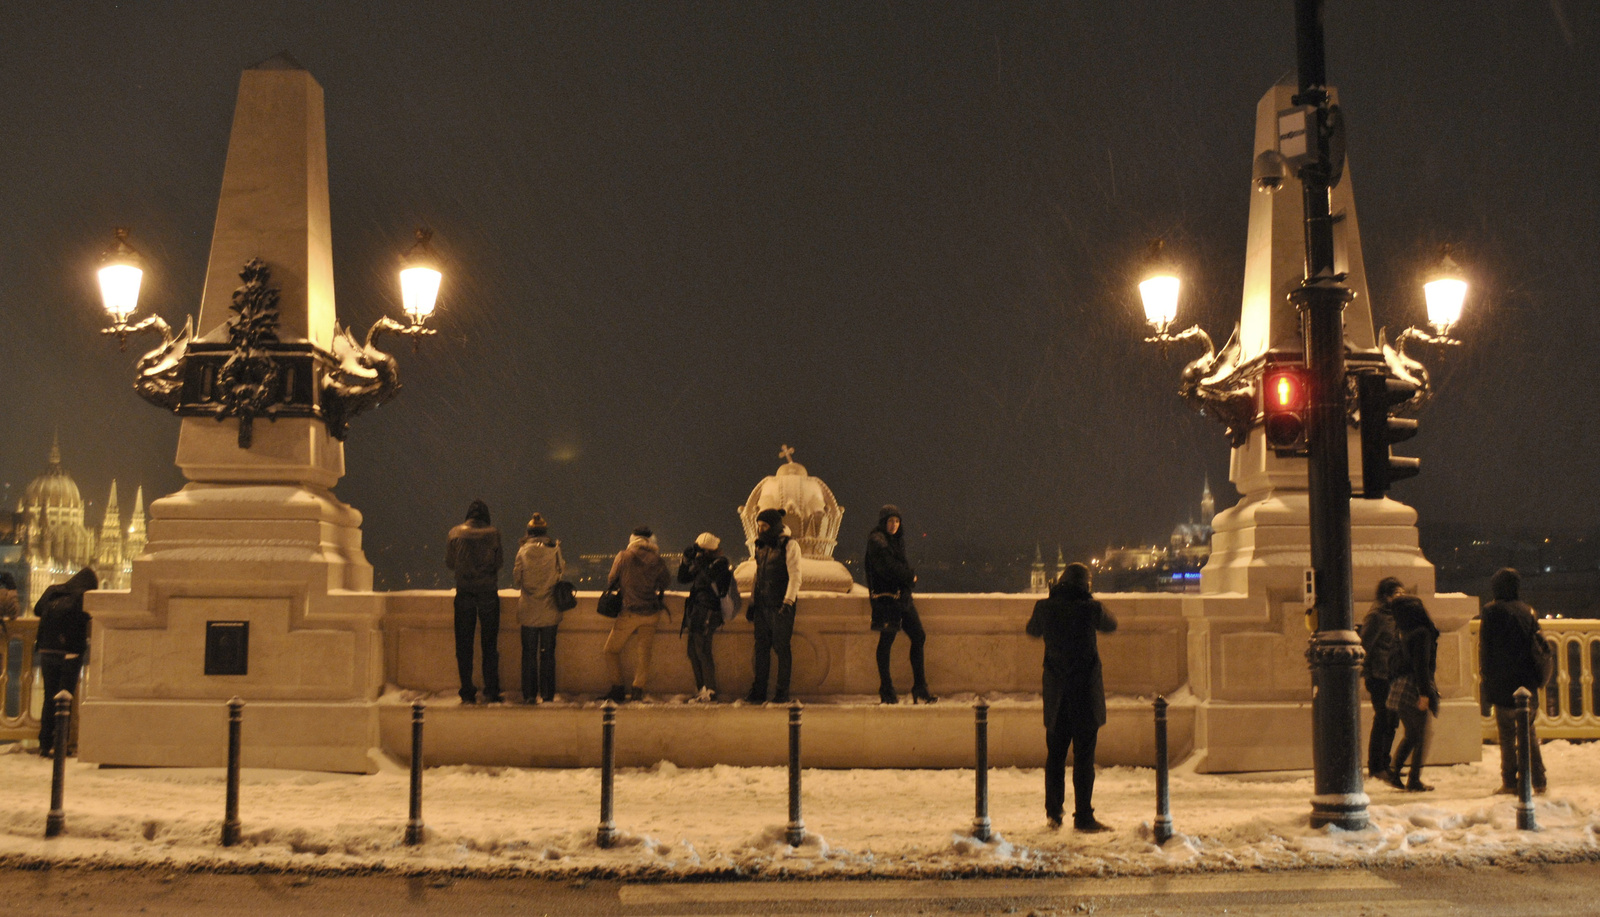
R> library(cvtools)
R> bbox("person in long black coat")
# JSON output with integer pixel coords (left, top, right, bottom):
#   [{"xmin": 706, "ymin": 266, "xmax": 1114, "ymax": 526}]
[
  {"xmin": 864, "ymin": 505, "xmax": 935, "ymax": 704},
  {"xmin": 34, "ymin": 566, "xmax": 97, "ymax": 755},
  {"xmin": 1026, "ymin": 563, "xmax": 1117, "ymax": 831},
  {"xmin": 1385, "ymin": 594, "xmax": 1440, "ymax": 792}
]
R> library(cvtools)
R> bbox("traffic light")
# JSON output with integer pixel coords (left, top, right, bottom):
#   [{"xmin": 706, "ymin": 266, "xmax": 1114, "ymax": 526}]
[
  {"xmin": 1357, "ymin": 372, "xmax": 1421, "ymax": 498},
  {"xmin": 1262, "ymin": 366, "xmax": 1310, "ymax": 452}
]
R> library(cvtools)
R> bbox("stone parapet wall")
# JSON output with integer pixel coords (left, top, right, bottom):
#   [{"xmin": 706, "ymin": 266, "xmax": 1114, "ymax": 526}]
[{"xmin": 380, "ymin": 591, "xmax": 1189, "ymax": 701}]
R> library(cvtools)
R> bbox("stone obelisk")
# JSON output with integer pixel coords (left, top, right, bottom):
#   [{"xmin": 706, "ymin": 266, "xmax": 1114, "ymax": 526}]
[
  {"xmin": 1182, "ymin": 80, "xmax": 1480, "ymax": 773},
  {"xmin": 81, "ymin": 56, "xmax": 384, "ymax": 773}
]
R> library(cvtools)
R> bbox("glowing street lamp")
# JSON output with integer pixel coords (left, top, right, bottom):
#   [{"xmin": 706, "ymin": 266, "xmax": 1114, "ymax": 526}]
[
  {"xmin": 1423, "ymin": 246, "xmax": 1467, "ymax": 339},
  {"xmin": 1138, "ymin": 240, "xmax": 1181, "ymax": 338},
  {"xmin": 399, "ymin": 228, "xmax": 443, "ymax": 324}
]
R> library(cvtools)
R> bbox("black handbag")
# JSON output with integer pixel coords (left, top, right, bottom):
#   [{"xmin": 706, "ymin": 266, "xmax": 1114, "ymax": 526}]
[
  {"xmin": 553, "ymin": 579, "xmax": 578, "ymax": 612},
  {"xmin": 596, "ymin": 580, "xmax": 623, "ymax": 618}
]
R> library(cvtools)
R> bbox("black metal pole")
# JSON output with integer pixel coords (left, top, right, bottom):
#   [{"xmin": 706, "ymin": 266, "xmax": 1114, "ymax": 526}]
[
  {"xmin": 1515, "ymin": 687, "xmax": 1538, "ymax": 831},
  {"xmin": 1153, "ymin": 695, "xmax": 1174, "ymax": 844},
  {"xmin": 1292, "ymin": 0, "xmax": 1368, "ymax": 832},
  {"xmin": 44, "ymin": 689, "xmax": 71, "ymax": 838},
  {"xmin": 972, "ymin": 697, "xmax": 992, "ymax": 842},
  {"xmin": 222, "ymin": 696, "xmax": 242, "ymax": 847},
  {"xmin": 786, "ymin": 700, "xmax": 805, "ymax": 846},
  {"xmin": 597, "ymin": 700, "xmax": 618, "ymax": 848},
  {"xmin": 405, "ymin": 699, "xmax": 425, "ymax": 846}
]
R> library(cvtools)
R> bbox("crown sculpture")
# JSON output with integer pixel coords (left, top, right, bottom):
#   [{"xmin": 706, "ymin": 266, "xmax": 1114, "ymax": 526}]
[{"xmin": 733, "ymin": 445, "xmax": 865, "ymax": 595}]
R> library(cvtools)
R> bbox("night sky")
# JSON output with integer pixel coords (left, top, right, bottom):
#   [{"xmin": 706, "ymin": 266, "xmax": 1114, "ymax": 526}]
[{"xmin": 2, "ymin": 3, "xmax": 1595, "ymax": 587}]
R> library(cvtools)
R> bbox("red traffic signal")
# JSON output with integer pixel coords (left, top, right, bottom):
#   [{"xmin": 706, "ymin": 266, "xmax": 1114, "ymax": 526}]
[{"xmin": 1262, "ymin": 366, "xmax": 1310, "ymax": 451}]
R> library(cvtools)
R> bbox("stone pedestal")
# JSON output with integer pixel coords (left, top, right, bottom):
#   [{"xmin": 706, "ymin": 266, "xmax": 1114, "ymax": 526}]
[{"xmin": 80, "ymin": 58, "xmax": 386, "ymax": 773}]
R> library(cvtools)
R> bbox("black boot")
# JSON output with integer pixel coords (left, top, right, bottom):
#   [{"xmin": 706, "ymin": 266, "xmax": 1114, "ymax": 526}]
[
  {"xmin": 628, "ymin": 687, "xmax": 645, "ymax": 703},
  {"xmin": 879, "ymin": 686, "xmax": 899, "ymax": 705},
  {"xmin": 911, "ymin": 684, "xmax": 938, "ymax": 704},
  {"xmin": 602, "ymin": 685, "xmax": 626, "ymax": 703}
]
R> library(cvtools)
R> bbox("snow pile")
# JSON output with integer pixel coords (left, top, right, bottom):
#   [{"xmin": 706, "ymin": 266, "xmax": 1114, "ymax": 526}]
[{"xmin": 0, "ymin": 741, "xmax": 1598, "ymax": 877}]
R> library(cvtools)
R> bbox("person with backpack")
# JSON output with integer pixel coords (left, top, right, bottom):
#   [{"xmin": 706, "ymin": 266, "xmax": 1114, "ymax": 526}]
[
  {"xmin": 512, "ymin": 513, "xmax": 566, "ymax": 704},
  {"xmin": 745, "ymin": 508, "xmax": 802, "ymax": 704},
  {"xmin": 34, "ymin": 567, "xmax": 97, "ymax": 756},
  {"xmin": 1479, "ymin": 567, "xmax": 1549, "ymax": 794},
  {"xmin": 865, "ymin": 505, "xmax": 935, "ymax": 704},
  {"xmin": 1359, "ymin": 577, "xmax": 1405, "ymax": 783},
  {"xmin": 678, "ymin": 532, "xmax": 734, "ymax": 702},
  {"xmin": 1385, "ymin": 594, "xmax": 1441, "ymax": 792},
  {"xmin": 602, "ymin": 526, "xmax": 670, "ymax": 703}
]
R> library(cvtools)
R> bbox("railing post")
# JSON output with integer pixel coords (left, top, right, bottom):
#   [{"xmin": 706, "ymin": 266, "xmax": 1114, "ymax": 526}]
[
  {"xmin": 222, "ymin": 696, "xmax": 243, "ymax": 847},
  {"xmin": 596, "ymin": 700, "xmax": 618, "ymax": 848},
  {"xmin": 1514, "ymin": 686, "xmax": 1538, "ymax": 831},
  {"xmin": 1153, "ymin": 694, "xmax": 1174, "ymax": 844},
  {"xmin": 786, "ymin": 699, "xmax": 805, "ymax": 847},
  {"xmin": 971, "ymin": 697, "xmax": 992, "ymax": 841},
  {"xmin": 44, "ymin": 689, "xmax": 71, "ymax": 838},
  {"xmin": 404, "ymin": 699, "xmax": 425, "ymax": 846}
]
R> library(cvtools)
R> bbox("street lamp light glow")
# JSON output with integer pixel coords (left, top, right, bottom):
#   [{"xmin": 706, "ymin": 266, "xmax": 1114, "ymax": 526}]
[
  {"xmin": 98, "ymin": 228, "xmax": 144, "ymax": 322},
  {"xmin": 399, "ymin": 228, "xmax": 441, "ymax": 321},
  {"xmin": 1140, "ymin": 274, "xmax": 1180, "ymax": 334},
  {"xmin": 1423, "ymin": 245, "xmax": 1467, "ymax": 337}
]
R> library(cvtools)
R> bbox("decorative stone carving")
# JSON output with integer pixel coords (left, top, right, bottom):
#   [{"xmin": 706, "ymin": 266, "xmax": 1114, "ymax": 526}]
[{"xmin": 732, "ymin": 446, "xmax": 865, "ymax": 595}]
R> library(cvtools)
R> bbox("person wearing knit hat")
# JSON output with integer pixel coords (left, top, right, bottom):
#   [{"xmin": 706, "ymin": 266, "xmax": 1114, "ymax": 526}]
[
  {"xmin": 446, "ymin": 500, "xmax": 504, "ymax": 704},
  {"xmin": 678, "ymin": 532, "xmax": 734, "ymax": 701},
  {"xmin": 865, "ymin": 504, "xmax": 936, "ymax": 705},
  {"xmin": 513, "ymin": 513, "xmax": 565, "ymax": 703},
  {"xmin": 745, "ymin": 508, "xmax": 802, "ymax": 704},
  {"xmin": 601, "ymin": 526, "xmax": 671, "ymax": 702}
]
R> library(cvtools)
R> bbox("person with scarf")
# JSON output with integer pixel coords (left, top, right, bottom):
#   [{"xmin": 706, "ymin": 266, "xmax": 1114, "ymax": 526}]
[
  {"xmin": 678, "ymin": 532, "xmax": 733, "ymax": 702},
  {"xmin": 446, "ymin": 499, "xmax": 504, "ymax": 704},
  {"xmin": 865, "ymin": 505, "xmax": 935, "ymax": 704},
  {"xmin": 745, "ymin": 508, "xmax": 802, "ymax": 704}
]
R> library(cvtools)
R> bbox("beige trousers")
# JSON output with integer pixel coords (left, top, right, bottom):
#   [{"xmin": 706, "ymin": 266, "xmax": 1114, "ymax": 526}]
[{"xmin": 604, "ymin": 610, "xmax": 662, "ymax": 688}]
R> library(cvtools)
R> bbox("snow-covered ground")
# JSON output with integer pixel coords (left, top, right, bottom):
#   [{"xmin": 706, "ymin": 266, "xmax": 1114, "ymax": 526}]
[{"xmin": 0, "ymin": 739, "xmax": 1596, "ymax": 878}]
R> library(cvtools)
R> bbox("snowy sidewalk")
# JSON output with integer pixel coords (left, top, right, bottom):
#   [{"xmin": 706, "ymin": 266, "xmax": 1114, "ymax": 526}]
[{"xmin": 0, "ymin": 741, "xmax": 1597, "ymax": 879}]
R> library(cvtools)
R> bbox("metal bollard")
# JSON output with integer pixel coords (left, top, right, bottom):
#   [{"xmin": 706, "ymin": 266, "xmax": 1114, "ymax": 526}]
[
  {"xmin": 1153, "ymin": 695, "xmax": 1174, "ymax": 844},
  {"xmin": 1514, "ymin": 687, "xmax": 1538, "ymax": 831},
  {"xmin": 222, "ymin": 696, "xmax": 243, "ymax": 847},
  {"xmin": 596, "ymin": 700, "xmax": 618, "ymax": 848},
  {"xmin": 786, "ymin": 700, "xmax": 805, "ymax": 847},
  {"xmin": 972, "ymin": 697, "xmax": 992, "ymax": 842},
  {"xmin": 44, "ymin": 690, "xmax": 72, "ymax": 838},
  {"xmin": 404, "ymin": 700, "xmax": 426, "ymax": 845}
]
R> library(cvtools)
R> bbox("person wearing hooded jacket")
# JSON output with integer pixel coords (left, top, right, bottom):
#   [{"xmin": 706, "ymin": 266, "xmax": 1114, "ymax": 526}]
[
  {"xmin": 1026, "ymin": 563, "xmax": 1116, "ymax": 832},
  {"xmin": 0, "ymin": 572, "xmax": 20, "ymax": 636},
  {"xmin": 446, "ymin": 500, "xmax": 504, "ymax": 704},
  {"xmin": 678, "ymin": 532, "xmax": 733, "ymax": 702},
  {"xmin": 1385, "ymin": 594, "xmax": 1441, "ymax": 792},
  {"xmin": 865, "ymin": 505, "xmax": 935, "ymax": 704},
  {"xmin": 603, "ymin": 526, "xmax": 670, "ymax": 702},
  {"xmin": 513, "ymin": 513, "xmax": 565, "ymax": 704},
  {"xmin": 1479, "ymin": 567, "xmax": 1548, "ymax": 793},
  {"xmin": 1359, "ymin": 577, "xmax": 1405, "ymax": 782},
  {"xmin": 746, "ymin": 508, "xmax": 802, "ymax": 704},
  {"xmin": 34, "ymin": 566, "xmax": 96, "ymax": 755}
]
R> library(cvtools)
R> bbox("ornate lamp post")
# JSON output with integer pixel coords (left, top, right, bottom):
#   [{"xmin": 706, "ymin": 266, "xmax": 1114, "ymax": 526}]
[
  {"xmin": 94, "ymin": 226, "xmax": 443, "ymax": 446},
  {"xmin": 1139, "ymin": 0, "xmax": 1468, "ymax": 830}
]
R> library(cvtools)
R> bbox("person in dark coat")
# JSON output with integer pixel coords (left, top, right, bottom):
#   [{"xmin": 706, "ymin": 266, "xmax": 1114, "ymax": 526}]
[
  {"xmin": 678, "ymin": 532, "xmax": 733, "ymax": 702},
  {"xmin": 865, "ymin": 505, "xmax": 935, "ymax": 704},
  {"xmin": 745, "ymin": 508, "xmax": 802, "ymax": 705},
  {"xmin": 1359, "ymin": 577, "xmax": 1405, "ymax": 782},
  {"xmin": 1385, "ymin": 595, "xmax": 1440, "ymax": 792},
  {"xmin": 1026, "ymin": 563, "xmax": 1117, "ymax": 831},
  {"xmin": 34, "ymin": 566, "xmax": 97, "ymax": 755},
  {"xmin": 1479, "ymin": 567, "xmax": 1548, "ymax": 793},
  {"xmin": 446, "ymin": 499, "xmax": 504, "ymax": 704}
]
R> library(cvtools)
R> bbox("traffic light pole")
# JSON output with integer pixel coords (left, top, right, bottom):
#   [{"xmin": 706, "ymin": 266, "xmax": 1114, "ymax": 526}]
[{"xmin": 1292, "ymin": 0, "xmax": 1369, "ymax": 831}]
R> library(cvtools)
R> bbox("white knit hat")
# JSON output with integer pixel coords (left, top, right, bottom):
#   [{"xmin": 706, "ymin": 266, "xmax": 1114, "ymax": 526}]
[{"xmin": 695, "ymin": 532, "xmax": 721, "ymax": 550}]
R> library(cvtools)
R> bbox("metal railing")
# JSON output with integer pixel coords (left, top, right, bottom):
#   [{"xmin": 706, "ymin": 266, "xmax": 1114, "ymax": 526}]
[
  {"xmin": 1470, "ymin": 618, "xmax": 1600, "ymax": 740},
  {"xmin": 0, "ymin": 619, "xmax": 40, "ymax": 741}
]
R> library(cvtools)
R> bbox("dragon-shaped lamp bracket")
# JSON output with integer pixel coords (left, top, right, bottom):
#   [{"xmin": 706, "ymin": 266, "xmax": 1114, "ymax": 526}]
[{"xmin": 97, "ymin": 228, "xmax": 177, "ymax": 352}]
